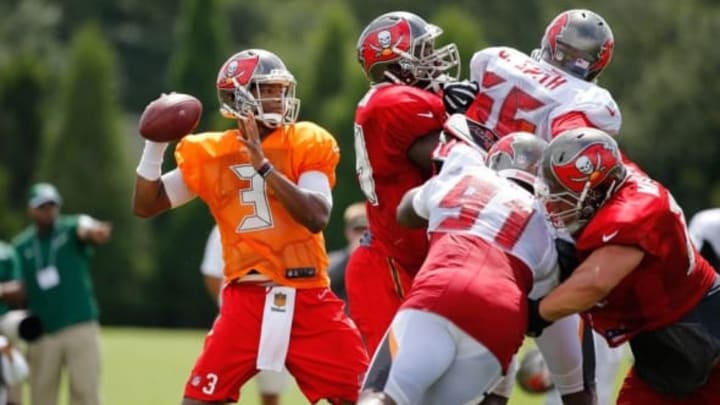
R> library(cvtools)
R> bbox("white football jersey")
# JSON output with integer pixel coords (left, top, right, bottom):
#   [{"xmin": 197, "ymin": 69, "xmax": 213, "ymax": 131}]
[
  {"xmin": 413, "ymin": 143, "xmax": 559, "ymax": 295},
  {"xmin": 467, "ymin": 46, "xmax": 621, "ymax": 140}
]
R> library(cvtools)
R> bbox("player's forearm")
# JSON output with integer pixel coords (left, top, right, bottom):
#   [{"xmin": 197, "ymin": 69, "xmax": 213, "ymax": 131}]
[
  {"xmin": 397, "ymin": 188, "xmax": 426, "ymax": 228},
  {"xmin": 539, "ymin": 267, "xmax": 608, "ymax": 322},
  {"xmin": 133, "ymin": 140, "xmax": 172, "ymax": 218},
  {"xmin": 541, "ymin": 245, "xmax": 644, "ymax": 321},
  {"xmin": 264, "ymin": 171, "xmax": 330, "ymax": 233},
  {"xmin": 132, "ymin": 177, "xmax": 171, "ymax": 218}
]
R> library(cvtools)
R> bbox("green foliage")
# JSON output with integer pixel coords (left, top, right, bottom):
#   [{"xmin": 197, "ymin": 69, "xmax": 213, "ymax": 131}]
[
  {"xmin": 0, "ymin": 57, "xmax": 49, "ymax": 233},
  {"xmin": 168, "ymin": 0, "xmax": 230, "ymax": 132},
  {"xmin": 432, "ymin": 6, "xmax": 488, "ymax": 74},
  {"xmin": 299, "ymin": 3, "xmax": 366, "ymax": 250},
  {"xmin": 598, "ymin": 2, "xmax": 720, "ymax": 215},
  {"xmin": 148, "ymin": 0, "xmax": 232, "ymax": 327},
  {"xmin": 34, "ymin": 23, "xmax": 155, "ymax": 324}
]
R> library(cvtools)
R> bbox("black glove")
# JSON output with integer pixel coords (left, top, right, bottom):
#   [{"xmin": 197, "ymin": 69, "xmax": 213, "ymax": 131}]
[
  {"xmin": 526, "ymin": 298, "xmax": 553, "ymax": 337},
  {"xmin": 442, "ymin": 80, "xmax": 479, "ymax": 114},
  {"xmin": 555, "ymin": 238, "xmax": 579, "ymax": 282}
]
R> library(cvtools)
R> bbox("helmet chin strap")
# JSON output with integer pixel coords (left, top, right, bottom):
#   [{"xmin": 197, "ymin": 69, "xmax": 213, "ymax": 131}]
[{"xmin": 256, "ymin": 112, "xmax": 283, "ymax": 128}]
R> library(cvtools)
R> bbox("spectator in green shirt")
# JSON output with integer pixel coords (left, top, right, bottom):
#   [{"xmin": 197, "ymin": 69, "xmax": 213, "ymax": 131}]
[{"xmin": 13, "ymin": 183, "xmax": 112, "ymax": 405}]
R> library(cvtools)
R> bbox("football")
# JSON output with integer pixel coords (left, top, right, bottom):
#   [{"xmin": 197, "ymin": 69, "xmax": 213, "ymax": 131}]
[
  {"xmin": 515, "ymin": 348, "xmax": 554, "ymax": 394},
  {"xmin": 138, "ymin": 92, "xmax": 202, "ymax": 142}
]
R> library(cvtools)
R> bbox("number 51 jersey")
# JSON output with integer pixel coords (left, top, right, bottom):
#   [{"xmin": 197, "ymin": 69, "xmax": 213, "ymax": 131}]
[{"xmin": 414, "ymin": 144, "xmax": 558, "ymax": 294}]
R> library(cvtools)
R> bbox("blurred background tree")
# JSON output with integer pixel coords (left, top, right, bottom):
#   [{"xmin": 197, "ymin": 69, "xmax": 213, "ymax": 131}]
[
  {"xmin": 34, "ymin": 23, "xmax": 155, "ymax": 324},
  {"xmin": 0, "ymin": 0, "xmax": 717, "ymax": 327}
]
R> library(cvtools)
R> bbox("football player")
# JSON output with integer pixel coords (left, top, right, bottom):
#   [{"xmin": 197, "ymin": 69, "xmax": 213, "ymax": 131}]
[
  {"xmin": 485, "ymin": 134, "xmax": 598, "ymax": 405},
  {"xmin": 443, "ymin": 9, "xmax": 620, "ymax": 140},
  {"xmin": 133, "ymin": 48, "xmax": 368, "ymax": 404},
  {"xmin": 359, "ymin": 132, "xmax": 592, "ymax": 405},
  {"xmin": 347, "ymin": 10, "xmax": 460, "ymax": 356},
  {"xmin": 531, "ymin": 127, "xmax": 720, "ymax": 404}
]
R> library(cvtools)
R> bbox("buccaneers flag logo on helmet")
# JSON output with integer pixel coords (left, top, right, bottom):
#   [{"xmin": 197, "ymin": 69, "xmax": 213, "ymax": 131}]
[
  {"xmin": 216, "ymin": 54, "xmax": 259, "ymax": 89},
  {"xmin": 358, "ymin": 19, "xmax": 411, "ymax": 70},
  {"xmin": 550, "ymin": 141, "xmax": 618, "ymax": 193}
]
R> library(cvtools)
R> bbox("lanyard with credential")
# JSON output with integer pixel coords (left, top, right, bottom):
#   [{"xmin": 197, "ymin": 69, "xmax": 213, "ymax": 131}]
[{"xmin": 33, "ymin": 229, "xmax": 61, "ymax": 290}]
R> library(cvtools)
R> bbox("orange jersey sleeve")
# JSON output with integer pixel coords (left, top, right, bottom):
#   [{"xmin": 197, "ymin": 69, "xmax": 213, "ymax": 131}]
[{"xmin": 175, "ymin": 122, "xmax": 339, "ymax": 289}]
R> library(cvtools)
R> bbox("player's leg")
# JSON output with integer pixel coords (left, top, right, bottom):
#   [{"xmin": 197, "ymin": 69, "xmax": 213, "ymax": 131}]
[
  {"xmin": 359, "ymin": 309, "xmax": 457, "ymax": 405},
  {"xmin": 535, "ymin": 315, "xmax": 596, "ymax": 405},
  {"xmin": 182, "ymin": 283, "xmax": 267, "ymax": 404},
  {"xmin": 593, "ymin": 333, "xmax": 626, "ymax": 405},
  {"xmin": 255, "ymin": 369, "xmax": 290, "ymax": 405},
  {"xmin": 345, "ymin": 246, "xmax": 412, "ymax": 355},
  {"xmin": 479, "ymin": 356, "xmax": 519, "ymax": 405},
  {"xmin": 286, "ymin": 287, "xmax": 369, "ymax": 404},
  {"xmin": 364, "ymin": 309, "xmax": 502, "ymax": 405},
  {"xmin": 422, "ymin": 317, "xmax": 503, "ymax": 405}
]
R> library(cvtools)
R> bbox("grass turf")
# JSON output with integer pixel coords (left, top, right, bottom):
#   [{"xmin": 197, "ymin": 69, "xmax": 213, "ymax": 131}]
[{"xmin": 20, "ymin": 327, "xmax": 631, "ymax": 405}]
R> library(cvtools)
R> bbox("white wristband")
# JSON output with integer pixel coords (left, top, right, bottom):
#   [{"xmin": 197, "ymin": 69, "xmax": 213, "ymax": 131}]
[{"xmin": 136, "ymin": 140, "xmax": 169, "ymax": 181}]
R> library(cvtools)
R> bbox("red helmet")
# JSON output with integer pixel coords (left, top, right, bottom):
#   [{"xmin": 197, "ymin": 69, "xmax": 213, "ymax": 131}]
[
  {"xmin": 216, "ymin": 49, "xmax": 300, "ymax": 128},
  {"xmin": 538, "ymin": 9, "xmax": 614, "ymax": 81},
  {"xmin": 486, "ymin": 132, "xmax": 547, "ymax": 191},
  {"xmin": 536, "ymin": 127, "xmax": 627, "ymax": 234},
  {"xmin": 356, "ymin": 11, "xmax": 460, "ymax": 90}
]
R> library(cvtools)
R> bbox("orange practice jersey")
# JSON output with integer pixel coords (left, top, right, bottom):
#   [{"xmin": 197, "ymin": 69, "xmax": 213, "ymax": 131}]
[{"xmin": 176, "ymin": 122, "xmax": 340, "ymax": 288}]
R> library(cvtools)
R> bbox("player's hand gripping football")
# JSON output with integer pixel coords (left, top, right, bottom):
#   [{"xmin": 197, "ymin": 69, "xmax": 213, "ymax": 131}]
[{"xmin": 236, "ymin": 111, "xmax": 266, "ymax": 170}]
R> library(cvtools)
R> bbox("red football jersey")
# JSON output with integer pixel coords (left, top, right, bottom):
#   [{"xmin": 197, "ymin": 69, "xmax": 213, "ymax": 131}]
[
  {"xmin": 353, "ymin": 83, "xmax": 445, "ymax": 274},
  {"xmin": 576, "ymin": 173, "xmax": 716, "ymax": 346}
]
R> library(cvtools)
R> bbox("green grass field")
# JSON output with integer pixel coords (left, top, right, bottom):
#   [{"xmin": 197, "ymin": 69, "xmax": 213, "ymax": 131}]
[{"xmin": 26, "ymin": 327, "xmax": 631, "ymax": 405}]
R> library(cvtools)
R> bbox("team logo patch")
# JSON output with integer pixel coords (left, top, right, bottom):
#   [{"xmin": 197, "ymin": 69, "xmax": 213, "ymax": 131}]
[{"xmin": 191, "ymin": 375, "xmax": 201, "ymax": 387}]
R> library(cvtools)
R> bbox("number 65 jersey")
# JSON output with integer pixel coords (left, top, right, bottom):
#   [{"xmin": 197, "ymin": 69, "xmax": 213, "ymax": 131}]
[
  {"xmin": 465, "ymin": 46, "xmax": 621, "ymax": 140},
  {"xmin": 403, "ymin": 144, "xmax": 559, "ymax": 368}
]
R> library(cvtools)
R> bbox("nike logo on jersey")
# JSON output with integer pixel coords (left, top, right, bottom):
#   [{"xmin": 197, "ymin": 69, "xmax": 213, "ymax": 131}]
[
  {"xmin": 605, "ymin": 105, "xmax": 617, "ymax": 117},
  {"xmin": 417, "ymin": 111, "xmax": 434, "ymax": 119},
  {"xmin": 602, "ymin": 230, "xmax": 619, "ymax": 243}
]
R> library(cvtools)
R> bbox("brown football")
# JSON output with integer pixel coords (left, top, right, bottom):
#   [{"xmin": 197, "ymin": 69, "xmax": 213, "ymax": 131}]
[{"xmin": 138, "ymin": 93, "xmax": 202, "ymax": 142}]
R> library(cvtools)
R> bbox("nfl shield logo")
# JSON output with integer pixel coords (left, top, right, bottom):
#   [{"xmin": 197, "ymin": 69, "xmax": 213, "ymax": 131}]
[{"xmin": 274, "ymin": 292, "xmax": 287, "ymax": 308}]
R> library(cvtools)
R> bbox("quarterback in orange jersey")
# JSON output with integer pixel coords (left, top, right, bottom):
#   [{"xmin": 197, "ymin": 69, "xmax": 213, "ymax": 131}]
[{"xmin": 132, "ymin": 49, "xmax": 368, "ymax": 405}]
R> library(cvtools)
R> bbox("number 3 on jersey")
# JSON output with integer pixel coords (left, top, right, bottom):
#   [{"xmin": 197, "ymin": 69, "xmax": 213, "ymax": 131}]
[
  {"xmin": 231, "ymin": 164, "xmax": 273, "ymax": 232},
  {"xmin": 354, "ymin": 124, "xmax": 379, "ymax": 206}
]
